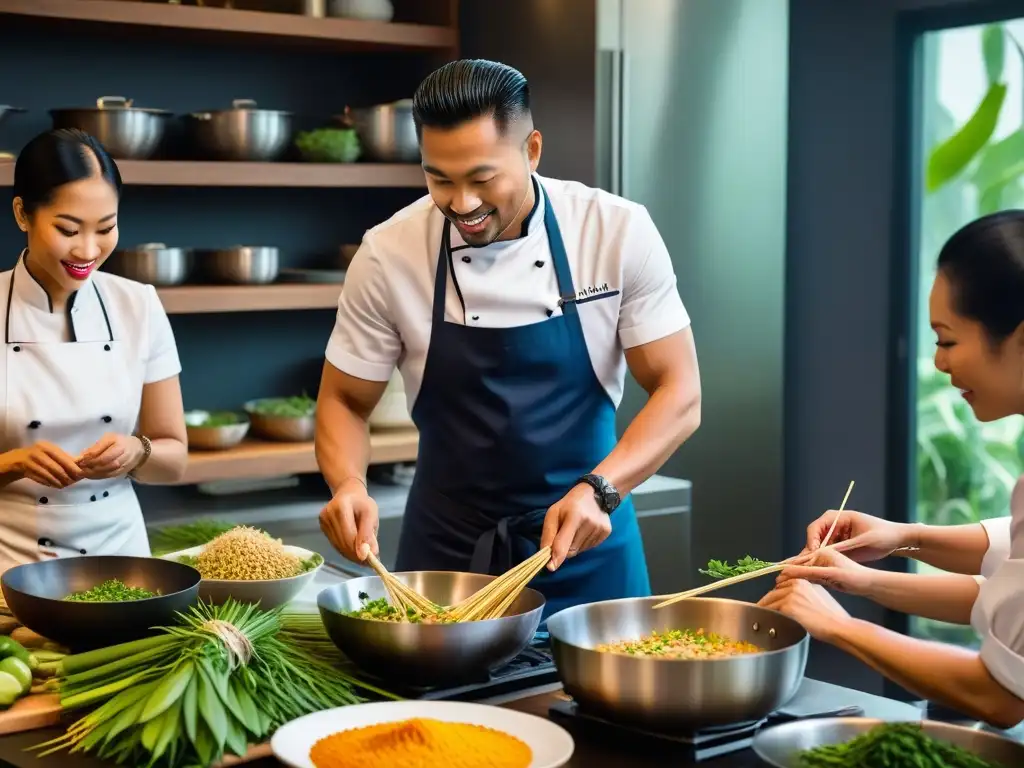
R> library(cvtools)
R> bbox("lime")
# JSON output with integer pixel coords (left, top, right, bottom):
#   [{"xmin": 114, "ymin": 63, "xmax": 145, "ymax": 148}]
[
  {"xmin": 0, "ymin": 657, "xmax": 32, "ymax": 693},
  {"xmin": 0, "ymin": 670, "xmax": 23, "ymax": 706}
]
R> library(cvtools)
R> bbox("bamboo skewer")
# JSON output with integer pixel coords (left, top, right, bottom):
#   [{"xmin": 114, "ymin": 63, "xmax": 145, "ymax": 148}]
[
  {"xmin": 652, "ymin": 481, "xmax": 856, "ymax": 609},
  {"xmin": 449, "ymin": 547, "xmax": 552, "ymax": 622},
  {"xmin": 364, "ymin": 552, "xmax": 438, "ymax": 617}
]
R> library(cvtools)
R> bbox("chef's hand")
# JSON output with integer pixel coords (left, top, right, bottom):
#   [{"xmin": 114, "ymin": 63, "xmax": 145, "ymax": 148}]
[
  {"xmin": 758, "ymin": 578, "xmax": 850, "ymax": 642},
  {"xmin": 540, "ymin": 483, "xmax": 612, "ymax": 571},
  {"xmin": 775, "ymin": 547, "xmax": 874, "ymax": 596},
  {"xmin": 805, "ymin": 509, "xmax": 912, "ymax": 563},
  {"xmin": 4, "ymin": 441, "xmax": 84, "ymax": 488},
  {"xmin": 319, "ymin": 478, "xmax": 379, "ymax": 563},
  {"xmin": 77, "ymin": 433, "xmax": 145, "ymax": 479}
]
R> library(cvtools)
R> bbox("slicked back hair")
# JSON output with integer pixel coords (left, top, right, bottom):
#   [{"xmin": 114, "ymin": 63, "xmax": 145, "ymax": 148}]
[{"xmin": 412, "ymin": 59, "xmax": 531, "ymax": 138}]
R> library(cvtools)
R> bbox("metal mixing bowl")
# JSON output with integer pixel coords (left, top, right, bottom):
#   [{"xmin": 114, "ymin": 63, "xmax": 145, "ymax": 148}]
[
  {"xmin": 105, "ymin": 243, "xmax": 192, "ymax": 286},
  {"xmin": 200, "ymin": 246, "xmax": 279, "ymax": 284},
  {"xmin": 546, "ymin": 596, "xmax": 809, "ymax": 731},
  {"xmin": 244, "ymin": 399, "xmax": 315, "ymax": 442},
  {"xmin": 318, "ymin": 572, "xmax": 545, "ymax": 688},
  {"xmin": 186, "ymin": 99, "xmax": 292, "ymax": 162},
  {"xmin": 50, "ymin": 96, "xmax": 171, "ymax": 160},
  {"xmin": 753, "ymin": 717, "xmax": 1024, "ymax": 767},
  {"xmin": 1, "ymin": 556, "xmax": 201, "ymax": 651},
  {"xmin": 341, "ymin": 100, "xmax": 420, "ymax": 163},
  {"xmin": 184, "ymin": 410, "xmax": 250, "ymax": 451}
]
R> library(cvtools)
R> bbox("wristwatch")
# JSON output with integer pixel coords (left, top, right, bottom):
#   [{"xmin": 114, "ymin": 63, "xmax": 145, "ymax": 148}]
[
  {"xmin": 577, "ymin": 473, "xmax": 621, "ymax": 514},
  {"xmin": 130, "ymin": 435, "xmax": 152, "ymax": 477}
]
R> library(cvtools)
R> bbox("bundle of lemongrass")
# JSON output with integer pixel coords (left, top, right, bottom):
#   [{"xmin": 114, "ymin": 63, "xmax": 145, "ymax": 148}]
[{"xmin": 31, "ymin": 600, "xmax": 398, "ymax": 768}]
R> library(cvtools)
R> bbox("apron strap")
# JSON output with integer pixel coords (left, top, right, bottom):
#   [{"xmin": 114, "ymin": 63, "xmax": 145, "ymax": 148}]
[
  {"xmin": 540, "ymin": 184, "xmax": 579, "ymax": 317},
  {"xmin": 470, "ymin": 508, "xmax": 548, "ymax": 575}
]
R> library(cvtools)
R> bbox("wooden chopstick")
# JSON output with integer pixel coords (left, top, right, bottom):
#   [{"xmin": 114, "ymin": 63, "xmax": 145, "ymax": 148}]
[{"xmin": 652, "ymin": 480, "xmax": 855, "ymax": 609}]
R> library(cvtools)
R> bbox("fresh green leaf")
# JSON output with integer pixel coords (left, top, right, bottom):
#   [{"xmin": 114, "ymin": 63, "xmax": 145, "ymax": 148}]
[
  {"xmin": 982, "ymin": 24, "xmax": 1005, "ymax": 84},
  {"xmin": 926, "ymin": 82, "xmax": 1007, "ymax": 192}
]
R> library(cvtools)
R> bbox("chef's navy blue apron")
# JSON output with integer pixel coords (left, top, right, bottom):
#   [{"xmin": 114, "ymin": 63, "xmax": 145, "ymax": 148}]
[{"xmin": 395, "ymin": 183, "xmax": 651, "ymax": 621}]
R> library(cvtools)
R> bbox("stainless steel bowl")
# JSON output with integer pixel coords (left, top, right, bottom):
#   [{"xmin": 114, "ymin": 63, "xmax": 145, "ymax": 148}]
[
  {"xmin": 753, "ymin": 717, "xmax": 1024, "ymax": 767},
  {"xmin": 318, "ymin": 571, "xmax": 545, "ymax": 688},
  {"xmin": 186, "ymin": 99, "xmax": 293, "ymax": 162},
  {"xmin": 105, "ymin": 243, "xmax": 192, "ymax": 286},
  {"xmin": 184, "ymin": 410, "xmax": 250, "ymax": 451},
  {"xmin": 546, "ymin": 596, "xmax": 809, "ymax": 731},
  {"xmin": 200, "ymin": 246, "xmax": 279, "ymax": 284},
  {"xmin": 243, "ymin": 399, "xmax": 315, "ymax": 442},
  {"xmin": 341, "ymin": 100, "xmax": 420, "ymax": 163},
  {"xmin": 50, "ymin": 96, "xmax": 171, "ymax": 160}
]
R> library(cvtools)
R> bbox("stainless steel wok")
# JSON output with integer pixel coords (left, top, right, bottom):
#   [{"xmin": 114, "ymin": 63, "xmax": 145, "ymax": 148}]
[
  {"xmin": 546, "ymin": 596, "xmax": 809, "ymax": 730},
  {"xmin": 318, "ymin": 571, "xmax": 545, "ymax": 688}
]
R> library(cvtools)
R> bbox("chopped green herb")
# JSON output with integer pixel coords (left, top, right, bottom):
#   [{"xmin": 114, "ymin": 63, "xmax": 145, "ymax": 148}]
[
  {"xmin": 798, "ymin": 722, "xmax": 1006, "ymax": 768},
  {"xmin": 64, "ymin": 579, "xmax": 158, "ymax": 603},
  {"xmin": 340, "ymin": 595, "xmax": 457, "ymax": 625},
  {"xmin": 247, "ymin": 395, "xmax": 316, "ymax": 419},
  {"xmin": 700, "ymin": 555, "xmax": 774, "ymax": 579}
]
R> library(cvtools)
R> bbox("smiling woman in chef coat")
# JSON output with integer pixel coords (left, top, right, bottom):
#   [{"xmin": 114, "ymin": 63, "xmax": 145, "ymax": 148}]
[
  {"xmin": 760, "ymin": 210, "xmax": 1024, "ymax": 730},
  {"xmin": 0, "ymin": 128, "xmax": 187, "ymax": 571}
]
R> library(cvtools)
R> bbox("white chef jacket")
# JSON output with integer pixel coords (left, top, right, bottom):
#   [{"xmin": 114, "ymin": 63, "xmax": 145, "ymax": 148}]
[
  {"xmin": 325, "ymin": 174, "xmax": 691, "ymax": 410},
  {"xmin": 971, "ymin": 475, "xmax": 1024, "ymax": 702}
]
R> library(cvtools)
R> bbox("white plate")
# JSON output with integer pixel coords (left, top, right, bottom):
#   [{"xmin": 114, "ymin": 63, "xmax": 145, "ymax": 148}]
[{"xmin": 271, "ymin": 700, "xmax": 575, "ymax": 768}]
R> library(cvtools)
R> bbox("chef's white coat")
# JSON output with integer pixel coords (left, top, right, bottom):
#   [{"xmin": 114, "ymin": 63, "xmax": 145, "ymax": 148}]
[{"xmin": 0, "ymin": 251, "xmax": 181, "ymax": 572}]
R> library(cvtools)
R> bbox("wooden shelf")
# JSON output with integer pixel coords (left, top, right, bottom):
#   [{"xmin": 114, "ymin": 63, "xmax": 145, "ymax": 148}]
[
  {"xmin": 0, "ymin": 160, "xmax": 424, "ymax": 188},
  {"xmin": 0, "ymin": 0, "xmax": 458, "ymax": 52},
  {"xmin": 157, "ymin": 283, "xmax": 341, "ymax": 314},
  {"xmin": 177, "ymin": 429, "xmax": 419, "ymax": 485}
]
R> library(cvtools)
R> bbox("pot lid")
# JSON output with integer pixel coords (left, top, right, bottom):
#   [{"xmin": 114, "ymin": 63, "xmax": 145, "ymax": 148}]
[
  {"xmin": 189, "ymin": 99, "xmax": 292, "ymax": 117},
  {"xmin": 50, "ymin": 96, "xmax": 171, "ymax": 115}
]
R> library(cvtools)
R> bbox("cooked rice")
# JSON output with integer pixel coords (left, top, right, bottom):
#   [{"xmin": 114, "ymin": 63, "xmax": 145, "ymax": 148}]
[{"xmin": 194, "ymin": 526, "xmax": 303, "ymax": 580}]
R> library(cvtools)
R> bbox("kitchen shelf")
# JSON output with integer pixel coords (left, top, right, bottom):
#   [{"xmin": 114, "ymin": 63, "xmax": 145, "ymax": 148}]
[
  {"xmin": 0, "ymin": 160, "xmax": 424, "ymax": 188},
  {"xmin": 0, "ymin": 0, "xmax": 457, "ymax": 52},
  {"xmin": 177, "ymin": 429, "xmax": 419, "ymax": 485},
  {"xmin": 157, "ymin": 283, "xmax": 342, "ymax": 314}
]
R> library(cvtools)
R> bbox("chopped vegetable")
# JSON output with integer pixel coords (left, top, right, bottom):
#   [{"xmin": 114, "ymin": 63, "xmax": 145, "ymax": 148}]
[
  {"xmin": 295, "ymin": 128, "xmax": 361, "ymax": 163},
  {"xmin": 0, "ymin": 657, "xmax": 31, "ymax": 693},
  {"xmin": 247, "ymin": 394, "xmax": 316, "ymax": 418},
  {"xmin": 149, "ymin": 520, "xmax": 238, "ymax": 557},
  {"xmin": 341, "ymin": 594, "xmax": 457, "ymax": 625},
  {"xmin": 63, "ymin": 579, "xmax": 158, "ymax": 603},
  {"xmin": 798, "ymin": 722, "xmax": 1005, "ymax": 767},
  {"xmin": 700, "ymin": 555, "xmax": 774, "ymax": 579},
  {"xmin": 0, "ymin": 671, "xmax": 21, "ymax": 707},
  {"xmin": 596, "ymin": 628, "xmax": 762, "ymax": 659}
]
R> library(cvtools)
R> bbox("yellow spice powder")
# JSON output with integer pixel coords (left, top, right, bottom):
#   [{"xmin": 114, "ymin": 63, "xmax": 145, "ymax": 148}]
[{"xmin": 309, "ymin": 717, "xmax": 533, "ymax": 768}]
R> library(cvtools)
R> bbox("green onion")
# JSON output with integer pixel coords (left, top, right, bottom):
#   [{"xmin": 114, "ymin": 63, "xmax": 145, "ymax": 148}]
[
  {"xmin": 63, "ymin": 579, "xmax": 158, "ymax": 603},
  {"xmin": 798, "ymin": 722, "xmax": 1006, "ymax": 768}
]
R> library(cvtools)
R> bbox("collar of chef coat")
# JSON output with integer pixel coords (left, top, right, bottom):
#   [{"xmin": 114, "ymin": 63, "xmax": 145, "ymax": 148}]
[
  {"xmin": 446, "ymin": 175, "xmax": 543, "ymax": 252},
  {"xmin": 8, "ymin": 249, "xmax": 110, "ymax": 344}
]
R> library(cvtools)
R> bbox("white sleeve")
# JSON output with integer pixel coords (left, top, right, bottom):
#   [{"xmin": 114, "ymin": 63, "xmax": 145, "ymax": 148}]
[
  {"xmin": 979, "ymin": 564, "xmax": 1024, "ymax": 700},
  {"xmin": 617, "ymin": 205, "xmax": 691, "ymax": 349},
  {"xmin": 980, "ymin": 516, "xmax": 1012, "ymax": 579},
  {"xmin": 143, "ymin": 284, "xmax": 181, "ymax": 384},
  {"xmin": 324, "ymin": 238, "xmax": 401, "ymax": 382}
]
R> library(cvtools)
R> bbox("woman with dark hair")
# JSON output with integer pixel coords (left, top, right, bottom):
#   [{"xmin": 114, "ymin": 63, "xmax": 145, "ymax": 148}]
[
  {"xmin": 0, "ymin": 129, "xmax": 186, "ymax": 570},
  {"xmin": 759, "ymin": 210, "xmax": 1024, "ymax": 729}
]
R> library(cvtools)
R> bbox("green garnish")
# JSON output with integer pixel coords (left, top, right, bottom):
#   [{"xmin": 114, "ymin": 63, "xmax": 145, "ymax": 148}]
[
  {"xmin": 699, "ymin": 555, "xmax": 774, "ymax": 579},
  {"xmin": 341, "ymin": 594, "xmax": 456, "ymax": 625},
  {"xmin": 247, "ymin": 394, "xmax": 316, "ymax": 418},
  {"xmin": 295, "ymin": 128, "xmax": 362, "ymax": 163},
  {"xmin": 798, "ymin": 722, "xmax": 1005, "ymax": 767},
  {"xmin": 64, "ymin": 579, "xmax": 158, "ymax": 603}
]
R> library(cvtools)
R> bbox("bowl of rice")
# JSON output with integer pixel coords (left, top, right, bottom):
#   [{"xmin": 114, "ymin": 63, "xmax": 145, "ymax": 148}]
[{"xmin": 160, "ymin": 525, "xmax": 323, "ymax": 610}]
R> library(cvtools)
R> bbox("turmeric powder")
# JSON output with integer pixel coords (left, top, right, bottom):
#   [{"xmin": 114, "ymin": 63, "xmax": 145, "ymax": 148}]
[{"xmin": 309, "ymin": 717, "xmax": 533, "ymax": 768}]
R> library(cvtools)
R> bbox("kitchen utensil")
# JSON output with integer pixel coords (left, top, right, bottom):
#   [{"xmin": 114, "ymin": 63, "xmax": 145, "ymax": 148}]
[
  {"xmin": 186, "ymin": 99, "xmax": 293, "ymax": 162},
  {"xmin": 340, "ymin": 100, "xmax": 419, "ymax": 163},
  {"xmin": 50, "ymin": 96, "xmax": 171, "ymax": 160},
  {"xmin": 160, "ymin": 544, "xmax": 322, "ymax": 610},
  {"xmin": 752, "ymin": 717, "xmax": 1024, "ymax": 767},
  {"xmin": 0, "ymin": 106, "xmax": 26, "ymax": 161},
  {"xmin": 0, "ymin": 556, "xmax": 200, "ymax": 651},
  {"xmin": 105, "ymin": 243, "xmax": 193, "ymax": 286},
  {"xmin": 272, "ymin": 701, "xmax": 574, "ymax": 768},
  {"xmin": 546, "ymin": 596, "xmax": 809, "ymax": 730},
  {"xmin": 363, "ymin": 551, "xmax": 436, "ymax": 616},
  {"xmin": 184, "ymin": 410, "xmax": 250, "ymax": 450},
  {"xmin": 244, "ymin": 398, "xmax": 315, "ymax": 441},
  {"xmin": 317, "ymin": 572, "xmax": 545, "ymax": 687},
  {"xmin": 327, "ymin": 0, "xmax": 394, "ymax": 22},
  {"xmin": 200, "ymin": 246, "xmax": 279, "ymax": 284}
]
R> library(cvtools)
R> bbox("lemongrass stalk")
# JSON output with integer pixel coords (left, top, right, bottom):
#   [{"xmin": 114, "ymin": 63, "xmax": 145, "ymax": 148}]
[{"xmin": 59, "ymin": 634, "xmax": 176, "ymax": 676}]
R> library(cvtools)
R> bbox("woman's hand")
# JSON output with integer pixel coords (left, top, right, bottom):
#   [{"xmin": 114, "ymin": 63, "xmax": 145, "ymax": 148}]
[
  {"xmin": 4, "ymin": 442, "xmax": 84, "ymax": 488},
  {"xmin": 805, "ymin": 509, "xmax": 914, "ymax": 562},
  {"xmin": 758, "ymin": 578, "xmax": 851, "ymax": 642},
  {"xmin": 77, "ymin": 434, "xmax": 145, "ymax": 479},
  {"xmin": 776, "ymin": 547, "xmax": 876, "ymax": 596}
]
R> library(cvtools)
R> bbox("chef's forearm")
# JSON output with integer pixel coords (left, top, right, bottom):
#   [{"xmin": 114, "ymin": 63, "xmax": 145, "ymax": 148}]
[
  {"xmin": 827, "ymin": 617, "xmax": 1024, "ymax": 729},
  {"xmin": 591, "ymin": 383, "xmax": 700, "ymax": 496},
  {"xmin": 315, "ymin": 396, "xmax": 371, "ymax": 494},
  {"xmin": 863, "ymin": 571, "xmax": 979, "ymax": 625},
  {"xmin": 903, "ymin": 522, "xmax": 991, "ymax": 574},
  {"xmin": 131, "ymin": 438, "xmax": 187, "ymax": 484}
]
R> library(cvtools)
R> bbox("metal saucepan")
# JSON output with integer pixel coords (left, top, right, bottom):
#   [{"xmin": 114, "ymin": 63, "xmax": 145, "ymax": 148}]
[
  {"xmin": 1, "ymin": 556, "xmax": 201, "ymax": 651},
  {"xmin": 105, "ymin": 243, "xmax": 193, "ymax": 286},
  {"xmin": 339, "ymin": 99, "xmax": 419, "ymax": 163},
  {"xmin": 50, "ymin": 96, "xmax": 171, "ymax": 160},
  {"xmin": 185, "ymin": 99, "xmax": 292, "ymax": 162},
  {"xmin": 753, "ymin": 717, "xmax": 1024, "ymax": 767},
  {"xmin": 317, "ymin": 571, "xmax": 545, "ymax": 688},
  {"xmin": 199, "ymin": 246, "xmax": 279, "ymax": 284},
  {"xmin": 546, "ymin": 596, "xmax": 809, "ymax": 731}
]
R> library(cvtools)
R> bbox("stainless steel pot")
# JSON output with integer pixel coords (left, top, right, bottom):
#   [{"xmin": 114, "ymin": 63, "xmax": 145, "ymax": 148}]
[
  {"xmin": 105, "ymin": 243, "xmax": 192, "ymax": 286},
  {"xmin": 0, "ymin": 106, "xmax": 25, "ymax": 160},
  {"xmin": 50, "ymin": 96, "xmax": 170, "ymax": 160},
  {"xmin": 186, "ymin": 99, "xmax": 292, "ymax": 162},
  {"xmin": 200, "ymin": 246, "xmax": 279, "ymax": 284},
  {"xmin": 546, "ymin": 596, "xmax": 809, "ymax": 731},
  {"xmin": 341, "ymin": 99, "xmax": 419, "ymax": 163}
]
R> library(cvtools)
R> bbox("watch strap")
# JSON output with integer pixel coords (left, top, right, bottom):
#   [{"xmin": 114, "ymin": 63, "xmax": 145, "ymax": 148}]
[{"xmin": 578, "ymin": 473, "xmax": 621, "ymax": 514}]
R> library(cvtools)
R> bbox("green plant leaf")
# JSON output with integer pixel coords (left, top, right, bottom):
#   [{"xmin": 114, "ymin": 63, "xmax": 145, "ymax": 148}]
[
  {"xmin": 926, "ymin": 82, "xmax": 1007, "ymax": 192},
  {"xmin": 971, "ymin": 129, "xmax": 1024, "ymax": 199},
  {"xmin": 982, "ymin": 24, "xmax": 1006, "ymax": 84}
]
